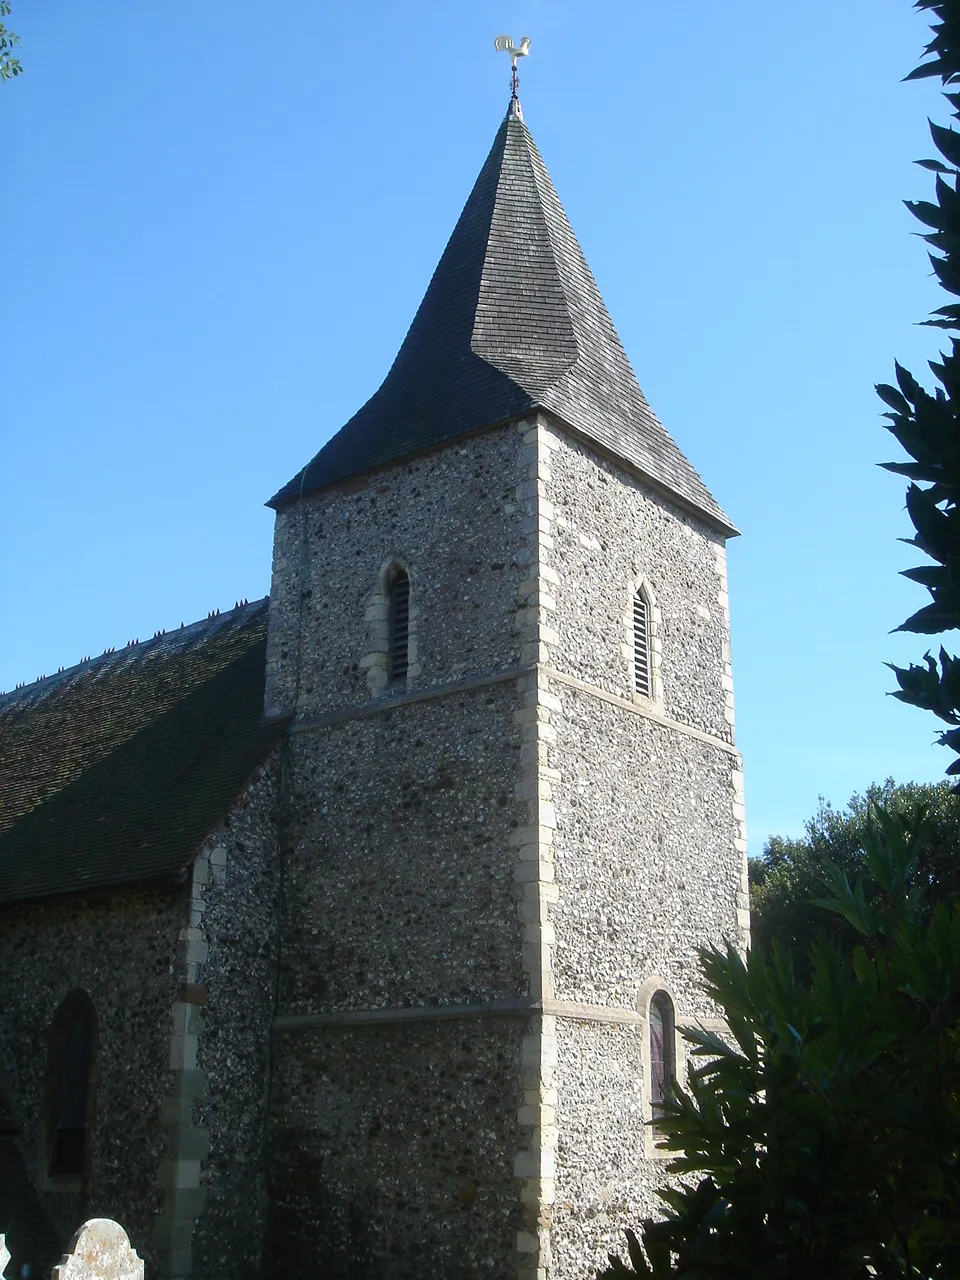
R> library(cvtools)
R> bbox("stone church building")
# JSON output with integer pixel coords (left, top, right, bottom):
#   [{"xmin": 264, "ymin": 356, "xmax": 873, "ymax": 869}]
[{"xmin": 0, "ymin": 97, "xmax": 747, "ymax": 1280}]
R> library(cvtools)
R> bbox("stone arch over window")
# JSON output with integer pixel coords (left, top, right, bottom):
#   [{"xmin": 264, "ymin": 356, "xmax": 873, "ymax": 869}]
[
  {"xmin": 637, "ymin": 978, "xmax": 680, "ymax": 1153},
  {"xmin": 623, "ymin": 575, "xmax": 662, "ymax": 704},
  {"xmin": 41, "ymin": 988, "xmax": 98, "ymax": 1191},
  {"xmin": 361, "ymin": 559, "xmax": 420, "ymax": 696}
]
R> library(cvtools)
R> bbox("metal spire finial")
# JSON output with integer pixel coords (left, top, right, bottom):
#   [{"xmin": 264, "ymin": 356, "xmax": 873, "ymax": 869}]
[{"xmin": 494, "ymin": 35, "xmax": 530, "ymax": 110}]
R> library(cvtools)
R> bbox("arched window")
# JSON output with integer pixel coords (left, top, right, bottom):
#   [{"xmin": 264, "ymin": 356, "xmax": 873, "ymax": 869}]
[
  {"xmin": 648, "ymin": 991, "xmax": 676, "ymax": 1126},
  {"xmin": 388, "ymin": 569, "xmax": 410, "ymax": 685},
  {"xmin": 43, "ymin": 989, "xmax": 97, "ymax": 1187},
  {"xmin": 633, "ymin": 589, "xmax": 652, "ymax": 697}
]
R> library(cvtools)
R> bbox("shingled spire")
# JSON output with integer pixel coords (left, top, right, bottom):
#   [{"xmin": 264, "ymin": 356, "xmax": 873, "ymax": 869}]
[{"xmin": 269, "ymin": 106, "xmax": 734, "ymax": 533}]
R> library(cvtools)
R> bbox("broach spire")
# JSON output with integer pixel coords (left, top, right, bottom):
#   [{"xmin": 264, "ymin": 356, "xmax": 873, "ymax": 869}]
[{"xmin": 269, "ymin": 90, "xmax": 734, "ymax": 534}]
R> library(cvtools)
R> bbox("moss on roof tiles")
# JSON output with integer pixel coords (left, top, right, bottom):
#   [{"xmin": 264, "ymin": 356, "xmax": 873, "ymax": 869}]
[{"xmin": 0, "ymin": 600, "xmax": 282, "ymax": 906}]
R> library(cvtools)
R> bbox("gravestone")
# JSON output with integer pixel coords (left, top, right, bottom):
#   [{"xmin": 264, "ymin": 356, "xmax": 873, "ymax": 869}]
[{"xmin": 51, "ymin": 1221, "xmax": 142, "ymax": 1280}]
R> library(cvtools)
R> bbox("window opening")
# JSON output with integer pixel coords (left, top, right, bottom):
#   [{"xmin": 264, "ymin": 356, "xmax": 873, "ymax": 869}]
[
  {"xmin": 389, "ymin": 570, "xmax": 410, "ymax": 684},
  {"xmin": 633, "ymin": 591, "xmax": 651, "ymax": 697},
  {"xmin": 45, "ymin": 990, "xmax": 96, "ymax": 1183},
  {"xmin": 649, "ymin": 991, "xmax": 675, "ymax": 1128}
]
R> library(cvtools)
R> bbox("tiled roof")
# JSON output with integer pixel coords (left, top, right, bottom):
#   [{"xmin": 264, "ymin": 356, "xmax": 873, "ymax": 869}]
[
  {"xmin": 269, "ymin": 104, "xmax": 735, "ymax": 535},
  {"xmin": 0, "ymin": 601, "xmax": 281, "ymax": 907}
]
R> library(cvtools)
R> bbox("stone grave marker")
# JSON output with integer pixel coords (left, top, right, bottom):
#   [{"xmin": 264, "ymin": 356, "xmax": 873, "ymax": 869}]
[{"xmin": 51, "ymin": 1220, "xmax": 142, "ymax": 1280}]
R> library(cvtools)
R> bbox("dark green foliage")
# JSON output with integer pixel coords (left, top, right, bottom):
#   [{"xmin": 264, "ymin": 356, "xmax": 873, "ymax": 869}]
[
  {"xmin": 879, "ymin": 1, "xmax": 960, "ymax": 774},
  {"xmin": 600, "ymin": 806, "xmax": 960, "ymax": 1278},
  {"xmin": 749, "ymin": 778, "xmax": 960, "ymax": 972},
  {"xmin": 0, "ymin": 1, "xmax": 20, "ymax": 80}
]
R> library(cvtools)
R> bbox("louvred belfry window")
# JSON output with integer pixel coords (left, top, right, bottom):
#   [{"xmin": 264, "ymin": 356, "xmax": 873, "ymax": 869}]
[
  {"xmin": 633, "ymin": 591, "xmax": 651, "ymax": 696},
  {"xmin": 389, "ymin": 571, "xmax": 410, "ymax": 684}
]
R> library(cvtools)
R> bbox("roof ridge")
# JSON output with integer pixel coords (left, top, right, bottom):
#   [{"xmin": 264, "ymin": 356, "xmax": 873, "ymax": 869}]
[
  {"xmin": 470, "ymin": 116, "xmax": 578, "ymax": 394},
  {"xmin": 520, "ymin": 116, "xmax": 581, "ymax": 387},
  {"xmin": 0, "ymin": 598, "xmax": 269, "ymax": 707}
]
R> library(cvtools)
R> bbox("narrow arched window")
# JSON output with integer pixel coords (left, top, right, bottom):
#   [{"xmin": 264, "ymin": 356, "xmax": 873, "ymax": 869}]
[
  {"xmin": 633, "ymin": 590, "xmax": 652, "ymax": 697},
  {"xmin": 649, "ymin": 991, "xmax": 676, "ymax": 1126},
  {"xmin": 43, "ymin": 989, "xmax": 97, "ymax": 1186},
  {"xmin": 388, "ymin": 570, "xmax": 410, "ymax": 685}
]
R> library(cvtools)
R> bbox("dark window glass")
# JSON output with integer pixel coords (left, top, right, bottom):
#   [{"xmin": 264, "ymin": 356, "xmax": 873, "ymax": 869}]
[
  {"xmin": 633, "ymin": 592, "xmax": 651, "ymax": 696},
  {"xmin": 45, "ymin": 991, "xmax": 96, "ymax": 1181},
  {"xmin": 51, "ymin": 1127, "xmax": 85, "ymax": 1178},
  {"xmin": 649, "ymin": 992, "xmax": 675, "ymax": 1127},
  {"xmin": 389, "ymin": 571, "xmax": 410, "ymax": 684}
]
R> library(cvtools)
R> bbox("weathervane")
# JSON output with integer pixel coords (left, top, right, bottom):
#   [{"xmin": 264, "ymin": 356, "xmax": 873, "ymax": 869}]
[{"xmin": 494, "ymin": 35, "xmax": 531, "ymax": 105}]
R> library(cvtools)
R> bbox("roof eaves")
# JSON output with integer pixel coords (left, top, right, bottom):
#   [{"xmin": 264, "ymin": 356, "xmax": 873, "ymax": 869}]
[
  {"xmin": 0, "ymin": 742, "xmax": 282, "ymax": 911},
  {"xmin": 264, "ymin": 407, "xmax": 542, "ymax": 511}
]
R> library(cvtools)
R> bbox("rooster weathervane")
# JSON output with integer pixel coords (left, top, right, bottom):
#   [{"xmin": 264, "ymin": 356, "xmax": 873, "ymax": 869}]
[{"xmin": 494, "ymin": 35, "xmax": 531, "ymax": 104}]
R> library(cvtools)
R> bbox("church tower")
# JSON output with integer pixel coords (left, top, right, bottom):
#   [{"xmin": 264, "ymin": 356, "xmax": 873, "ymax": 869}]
[{"xmin": 262, "ymin": 97, "xmax": 747, "ymax": 1280}]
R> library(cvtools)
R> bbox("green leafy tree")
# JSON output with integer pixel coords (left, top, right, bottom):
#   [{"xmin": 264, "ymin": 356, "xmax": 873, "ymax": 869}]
[
  {"xmin": 599, "ymin": 10, "xmax": 960, "ymax": 1275},
  {"xmin": 600, "ymin": 805, "xmax": 960, "ymax": 1278},
  {"xmin": 878, "ymin": 0, "xmax": 960, "ymax": 774},
  {"xmin": 750, "ymin": 778, "xmax": 960, "ymax": 971},
  {"xmin": 0, "ymin": 2, "xmax": 21, "ymax": 81}
]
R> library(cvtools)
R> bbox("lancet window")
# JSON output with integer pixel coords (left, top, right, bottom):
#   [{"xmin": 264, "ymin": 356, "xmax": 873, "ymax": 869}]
[
  {"xmin": 43, "ymin": 989, "xmax": 97, "ymax": 1186},
  {"xmin": 648, "ymin": 990, "xmax": 676, "ymax": 1126}
]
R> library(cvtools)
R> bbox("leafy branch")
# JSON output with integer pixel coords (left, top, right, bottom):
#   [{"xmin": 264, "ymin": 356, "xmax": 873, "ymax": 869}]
[
  {"xmin": 0, "ymin": 1, "xmax": 21, "ymax": 81},
  {"xmin": 878, "ymin": 1, "xmax": 960, "ymax": 774}
]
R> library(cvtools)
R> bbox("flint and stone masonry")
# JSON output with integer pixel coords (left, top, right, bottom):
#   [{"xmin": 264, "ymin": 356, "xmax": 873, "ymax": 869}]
[
  {"xmin": 0, "ymin": 760, "xmax": 280, "ymax": 1280},
  {"xmin": 262, "ymin": 410, "xmax": 744, "ymax": 1279}
]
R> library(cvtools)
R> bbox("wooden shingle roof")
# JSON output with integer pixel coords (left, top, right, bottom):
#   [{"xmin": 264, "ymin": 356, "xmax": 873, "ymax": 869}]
[
  {"xmin": 0, "ymin": 600, "xmax": 282, "ymax": 907},
  {"xmin": 269, "ymin": 104, "xmax": 735, "ymax": 535}
]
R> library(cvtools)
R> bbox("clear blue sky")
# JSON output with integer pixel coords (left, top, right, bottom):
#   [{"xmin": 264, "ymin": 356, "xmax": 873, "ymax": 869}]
[{"xmin": 1, "ymin": 1, "xmax": 952, "ymax": 850}]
